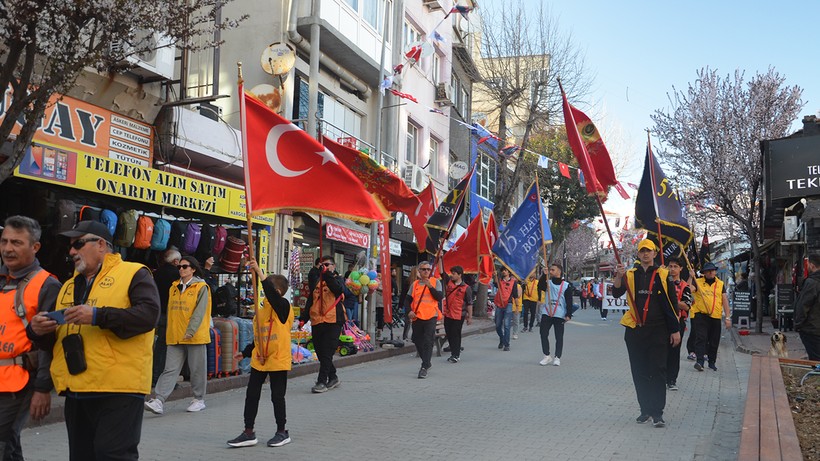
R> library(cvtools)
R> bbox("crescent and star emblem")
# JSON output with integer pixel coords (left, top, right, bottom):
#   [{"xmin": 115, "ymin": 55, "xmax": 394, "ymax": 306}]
[{"xmin": 265, "ymin": 123, "xmax": 338, "ymax": 177}]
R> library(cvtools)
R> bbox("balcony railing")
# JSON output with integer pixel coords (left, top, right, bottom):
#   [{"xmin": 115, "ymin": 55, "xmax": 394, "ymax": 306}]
[{"xmin": 318, "ymin": 119, "xmax": 398, "ymax": 173}]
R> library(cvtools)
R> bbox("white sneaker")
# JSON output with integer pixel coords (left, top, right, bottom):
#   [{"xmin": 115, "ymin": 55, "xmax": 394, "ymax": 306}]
[
  {"xmin": 144, "ymin": 398, "xmax": 164, "ymax": 415},
  {"xmin": 539, "ymin": 355, "xmax": 553, "ymax": 366},
  {"xmin": 553, "ymin": 357, "xmax": 561, "ymax": 366},
  {"xmin": 512, "ymin": 334, "xmax": 519, "ymax": 340},
  {"xmin": 186, "ymin": 399, "xmax": 206, "ymax": 412}
]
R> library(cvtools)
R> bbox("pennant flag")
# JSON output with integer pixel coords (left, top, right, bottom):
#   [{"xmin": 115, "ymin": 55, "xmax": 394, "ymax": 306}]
[
  {"xmin": 425, "ymin": 167, "xmax": 475, "ymax": 255},
  {"xmin": 240, "ymin": 91, "xmax": 388, "ymax": 222},
  {"xmin": 323, "ymin": 137, "xmax": 420, "ymax": 212},
  {"xmin": 492, "ymin": 182, "xmax": 552, "ymax": 280},
  {"xmin": 392, "ymin": 63, "xmax": 404, "ymax": 75},
  {"xmin": 450, "ymin": 5, "xmax": 473, "ymax": 19},
  {"xmin": 406, "ymin": 182, "xmax": 438, "ymax": 252},
  {"xmin": 558, "ymin": 162, "xmax": 571, "ymax": 179},
  {"xmin": 622, "ymin": 216, "xmax": 630, "ymax": 231},
  {"xmin": 478, "ymin": 136, "xmax": 491, "ymax": 144},
  {"xmin": 578, "ymin": 169, "xmax": 586, "ymax": 187},
  {"xmin": 429, "ymin": 108, "xmax": 445, "ymax": 115},
  {"xmin": 431, "ymin": 31, "xmax": 445, "ymax": 44},
  {"xmin": 570, "ymin": 104, "xmax": 618, "ymax": 190},
  {"xmin": 443, "ymin": 213, "xmax": 492, "ymax": 273},
  {"xmin": 405, "ymin": 45, "xmax": 422, "ymax": 62},
  {"xmin": 537, "ymin": 155, "xmax": 550, "ymax": 169},
  {"xmin": 560, "ymin": 83, "xmax": 606, "ymax": 197},
  {"xmin": 627, "ymin": 182, "xmax": 639, "ymax": 190},
  {"xmin": 379, "ymin": 76, "xmax": 393, "ymax": 94},
  {"xmin": 500, "ymin": 145, "xmax": 520, "ymax": 157},
  {"xmin": 634, "ymin": 144, "xmax": 693, "ymax": 248},
  {"xmin": 698, "ymin": 227, "xmax": 711, "ymax": 265},
  {"xmin": 614, "ymin": 182, "xmax": 630, "ymax": 200},
  {"xmin": 486, "ymin": 210, "xmax": 499, "ymax": 250},
  {"xmin": 390, "ymin": 89, "xmax": 418, "ymax": 103}
]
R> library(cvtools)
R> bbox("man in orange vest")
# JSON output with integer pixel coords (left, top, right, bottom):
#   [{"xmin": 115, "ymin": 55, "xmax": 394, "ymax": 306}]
[
  {"xmin": 442, "ymin": 266, "xmax": 473, "ymax": 363},
  {"xmin": 494, "ymin": 267, "xmax": 520, "ymax": 351},
  {"xmin": 405, "ymin": 261, "xmax": 443, "ymax": 378},
  {"xmin": 0, "ymin": 216, "xmax": 61, "ymax": 460}
]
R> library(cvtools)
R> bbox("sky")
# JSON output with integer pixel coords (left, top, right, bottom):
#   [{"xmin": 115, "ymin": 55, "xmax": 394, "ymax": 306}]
[{"xmin": 502, "ymin": 0, "xmax": 820, "ymax": 216}]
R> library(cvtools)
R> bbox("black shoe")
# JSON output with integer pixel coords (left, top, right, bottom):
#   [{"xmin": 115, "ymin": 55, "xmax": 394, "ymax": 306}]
[
  {"xmin": 708, "ymin": 363, "xmax": 718, "ymax": 371},
  {"xmin": 667, "ymin": 383, "xmax": 678, "ymax": 391},
  {"xmin": 694, "ymin": 362, "xmax": 704, "ymax": 372},
  {"xmin": 326, "ymin": 377, "xmax": 340, "ymax": 389},
  {"xmin": 443, "ymin": 346, "xmax": 451, "ymax": 352},
  {"xmin": 498, "ymin": 342, "xmax": 504, "ymax": 349},
  {"xmin": 503, "ymin": 345, "xmax": 510, "ymax": 351},
  {"xmin": 418, "ymin": 367, "xmax": 427, "ymax": 379},
  {"xmin": 267, "ymin": 430, "xmax": 291, "ymax": 447},
  {"xmin": 653, "ymin": 417, "xmax": 666, "ymax": 428},
  {"xmin": 635, "ymin": 414, "xmax": 651, "ymax": 424},
  {"xmin": 447, "ymin": 356, "xmax": 459, "ymax": 363},
  {"xmin": 227, "ymin": 431, "xmax": 258, "ymax": 447}
]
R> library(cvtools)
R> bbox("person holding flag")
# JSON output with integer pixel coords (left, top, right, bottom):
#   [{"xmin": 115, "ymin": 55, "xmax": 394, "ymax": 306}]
[
  {"xmin": 612, "ymin": 239, "xmax": 680, "ymax": 428},
  {"xmin": 690, "ymin": 262, "xmax": 731, "ymax": 372},
  {"xmin": 405, "ymin": 261, "xmax": 443, "ymax": 378},
  {"xmin": 493, "ymin": 267, "xmax": 520, "ymax": 352},
  {"xmin": 537, "ymin": 264, "xmax": 574, "ymax": 366},
  {"xmin": 441, "ymin": 266, "xmax": 473, "ymax": 363}
]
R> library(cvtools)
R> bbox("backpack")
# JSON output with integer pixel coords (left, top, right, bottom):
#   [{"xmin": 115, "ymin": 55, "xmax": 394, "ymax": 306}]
[
  {"xmin": 182, "ymin": 223, "xmax": 201, "ymax": 255},
  {"xmin": 114, "ymin": 210, "xmax": 138, "ymax": 247},
  {"xmin": 55, "ymin": 200, "xmax": 77, "ymax": 233},
  {"xmin": 170, "ymin": 220, "xmax": 188, "ymax": 249},
  {"xmin": 100, "ymin": 209, "xmax": 118, "ymax": 237},
  {"xmin": 150, "ymin": 218, "xmax": 171, "ymax": 251},
  {"xmin": 78, "ymin": 206, "xmax": 101, "ymax": 223},
  {"xmin": 196, "ymin": 224, "xmax": 216, "ymax": 260},
  {"xmin": 212, "ymin": 225, "xmax": 228, "ymax": 256},
  {"xmin": 213, "ymin": 283, "xmax": 239, "ymax": 317},
  {"xmin": 133, "ymin": 216, "xmax": 155, "ymax": 250}
]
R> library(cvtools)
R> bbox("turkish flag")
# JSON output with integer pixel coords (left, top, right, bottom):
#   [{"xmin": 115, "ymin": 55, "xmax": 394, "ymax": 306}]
[
  {"xmin": 558, "ymin": 162, "xmax": 571, "ymax": 179},
  {"xmin": 443, "ymin": 213, "xmax": 492, "ymax": 273},
  {"xmin": 406, "ymin": 182, "xmax": 437, "ymax": 252},
  {"xmin": 240, "ymin": 92, "xmax": 388, "ymax": 223},
  {"xmin": 486, "ymin": 210, "xmax": 499, "ymax": 250}
]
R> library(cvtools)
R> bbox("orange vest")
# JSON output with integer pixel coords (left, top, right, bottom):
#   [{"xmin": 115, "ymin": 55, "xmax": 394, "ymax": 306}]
[
  {"xmin": 310, "ymin": 279, "xmax": 342, "ymax": 325},
  {"xmin": 0, "ymin": 270, "xmax": 53, "ymax": 392},
  {"xmin": 410, "ymin": 278, "xmax": 440, "ymax": 321},
  {"xmin": 494, "ymin": 279, "xmax": 515, "ymax": 307},
  {"xmin": 444, "ymin": 281, "xmax": 467, "ymax": 320}
]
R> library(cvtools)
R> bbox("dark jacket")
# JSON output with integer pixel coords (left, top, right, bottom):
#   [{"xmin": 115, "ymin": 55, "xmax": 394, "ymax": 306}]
[{"xmin": 794, "ymin": 271, "xmax": 820, "ymax": 335}]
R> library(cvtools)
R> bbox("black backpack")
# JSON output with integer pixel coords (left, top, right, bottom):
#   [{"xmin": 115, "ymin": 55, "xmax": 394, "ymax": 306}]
[
  {"xmin": 213, "ymin": 283, "xmax": 238, "ymax": 317},
  {"xmin": 169, "ymin": 220, "xmax": 187, "ymax": 251}
]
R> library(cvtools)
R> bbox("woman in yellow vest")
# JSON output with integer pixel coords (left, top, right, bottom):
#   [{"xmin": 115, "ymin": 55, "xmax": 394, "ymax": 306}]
[
  {"xmin": 145, "ymin": 256, "xmax": 212, "ymax": 415},
  {"xmin": 227, "ymin": 259, "xmax": 294, "ymax": 448},
  {"xmin": 522, "ymin": 275, "xmax": 541, "ymax": 332}
]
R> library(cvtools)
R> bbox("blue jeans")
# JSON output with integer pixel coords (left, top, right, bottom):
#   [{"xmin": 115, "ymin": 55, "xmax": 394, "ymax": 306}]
[
  {"xmin": 495, "ymin": 304, "xmax": 512, "ymax": 347},
  {"xmin": 345, "ymin": 301, "xmax": 359, "ymax": 324}
]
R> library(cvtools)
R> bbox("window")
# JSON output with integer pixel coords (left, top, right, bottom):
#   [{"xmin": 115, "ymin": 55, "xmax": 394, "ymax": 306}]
[
  {"xmin": 529, "ymin": 69, "xmax": 549, "ymax": 105},
  {"xmin": 343, "ymin": 0, "xmax": 358, "ymax": 10},
  {"xmin": 406, "ymin": 122, "xmax": 418, "ymax": 164},
  {"xmin": 429, "ymin": 138, "xmax": 439, "ymax": 177},
  {"xmin": 403, "ymin": 20, "xmax": 421, "ymax": 50},
  {"xmin": 478, "ymin": 153, "xmax": 497, "ymax": 201},
  {"xmin": 432, "ymin": 53, "xmax": 441, "ymax": 85}
]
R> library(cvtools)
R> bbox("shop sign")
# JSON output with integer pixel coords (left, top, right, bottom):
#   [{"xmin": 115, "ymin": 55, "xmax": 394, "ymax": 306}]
[
  {"xmin": 0, "ymin": 88, "xmax": 153, "ymax": 165},
  {"xmin": 389, "ymin": 238, "xmax": 402, "ymax": 256},
  {"xmin": 766, "ymin": 136, "xmax": 820, "ymax": 201},
  {"xmin": 602, "ymin": 282, "xmax": 628, "ymax": 312},
  {"xmin": 325, "ymin": 222, "xmax": 369, "ymax": 248},
  {"xmin": 14, "ymin": 149, "xmax": 274, "ymax": 224}
]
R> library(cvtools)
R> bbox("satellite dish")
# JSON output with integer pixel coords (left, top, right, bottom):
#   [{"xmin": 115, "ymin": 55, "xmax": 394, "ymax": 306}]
[
  {"xmin": 449, "ymin": 161, "xmax": 469, "ymax": 179},
  {"xmin": 261, "ymin": 42, "xmax": 296, "ymax": 76},
  {"xmin": 249, "ymin": 84, "xmax": 282, "ymax": 112}
]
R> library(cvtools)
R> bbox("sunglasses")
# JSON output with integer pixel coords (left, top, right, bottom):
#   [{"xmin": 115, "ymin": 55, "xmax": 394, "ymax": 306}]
[
  {"xmin": 322, "ymin": 262, "xmax": 334, "ymax": 267},
  {"xmin": 70, "ymin": 238, "xmax": 101, "ymax": 250},
  {"xmin": 419, "ymin": 267, "xmax": 431, "ymax": 271},
  {"xmin": 178, "ymin": 264, "xmax": 192, "ymax": 270}
]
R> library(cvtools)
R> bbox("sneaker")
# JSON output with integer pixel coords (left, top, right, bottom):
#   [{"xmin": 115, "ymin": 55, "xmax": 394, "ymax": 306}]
[
  {"xmin": 539, "ymin": 355, "xmax": 553, "ymax": 366},
  {"xmin": 601, "ymin": 317, "xmax": 607, "ymax": 321},
  {"xmin": 227, "ymin": 431, "xmax": 258, "ymax": 448},
  {"xmin": 144, "ymin": 398, "xmax": 164, "ymax": 415},
  {"xmin": 447, "ymin": 356, "xmax": 459, "ymax": 363},
  {"xmin": 327, "ymin": 377, "xmax": 340, "ymax": 389},
  {"xmin": 443, "ymin": 346, "xmax": 451, "ymax": 352},
  {"xmin": 694, "ymin": 362, "xmax": 704, "ymax": 371},
  {"xmin": 186, "ymin": 399, "xmax": 206, "ymax": 412},
  {"xmin": 418, "ymin": 367, "xmax": 428, "ymax": 379},
  {"xmin": 311, "ymin": 382, "xmax": 328, "ymax": 393},
  {"xmin": 267, "ymin": 431, "xmax": 291, "ymax": 447},
  {"xmin": 635, "ymin": 414, "xmax": 651, "ymax": 424},
  {"xmin": 667, "ymin": 383, "xmax": 678, "ymax": 391},
  {"xmin": 708, "ymin": 363, "xmax": 718, "ymax": 371},
  {"xmin": 653, "ymin": 417, "xmax": 666, "ymax": 428},
  {"xmin": 498, "ymin": 341, "xmax": 504, "ymax": 349},
  {"xmin": 512, "ymin": 334, "xmax": 519, "ymax": 340},
  {"xmin": 687, "ymin": 352, "xmax": 697, "ymax": 361},
  {"xmin": 553, "ymin": 357, "xmax": 561, "ymax": 366},
  {"xmin": 503, "ymin": 345, "xmax": 510, "ymax": 351}
]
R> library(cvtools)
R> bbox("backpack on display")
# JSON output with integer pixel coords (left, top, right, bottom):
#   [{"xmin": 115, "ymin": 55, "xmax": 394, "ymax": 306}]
[
  {"xmin": 170, "ymin": 220, "xmax": 187, "ymax": 249},
  {"xmin": 150, "ymin": 218, "xmax": 171, "ymax": 251},
  {"xmin": 213, "ymin": 283, "xmax": 239, "ymax": 317},
  {"xmin": 133, "ymin": 216, "xmax": 155, "ymax": 250},
  {"xmin": 55, "ymin": 200, "xmax": 77, "ymax": 233},
  {"xmin": 196, "ymin": 224, "xmax": 216, "ymax": 260},
  {"xmin": 219, "ymin": 236, "xmax": 245, "ymax": 272},
  {"xmin": 212, "ymin": 225, "xmax": 228, "ymax": 256},
  {"xmin": 114, "ymin": 210, "xmax": 138, "ymax": 247},
  {"xmin": 100, "ymin": 209, "xmax": 118, "ymax": 237},
  {"xmin": 78, "ymin": 206, "xmax": 101, "ymax": 223},
  {"xmin": 182, "ymin": 223, "xmax": 201, "ymax": 255}
]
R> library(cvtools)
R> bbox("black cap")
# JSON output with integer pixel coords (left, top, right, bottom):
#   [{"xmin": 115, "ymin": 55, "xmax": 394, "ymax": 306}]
[
  {"xmin": 702, "ymin": 262, "xmax": 718, "ymax": 272},
  {"xmin": 59, "ymin": 220, "xmax": 114, "ymax": 244}
]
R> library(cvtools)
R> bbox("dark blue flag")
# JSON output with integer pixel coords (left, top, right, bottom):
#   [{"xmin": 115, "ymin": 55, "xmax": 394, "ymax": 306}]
[
  {"xmin": 634, "ymin": 145, "xmax": 693, "ymax": 249},
  {"xmin": 425, "ymin": 166, "xmax": 474, "ymax": 255},
  {"xmin": 492, "ymin": 182, "xmax": 553, "ymax": 280}
]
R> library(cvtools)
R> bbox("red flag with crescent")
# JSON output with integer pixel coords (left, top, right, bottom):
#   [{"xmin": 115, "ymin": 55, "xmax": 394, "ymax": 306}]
[
  {"xmin": 443, "ymin": 213, "xmax": 492, "ymax": 273},
  {"xmin": 406, "ymin": 182, "xmax": 438, "ymax": 252},
  {"xmin": 240, "ymin": 91, "xmax": 388, "ymax": 223},
  {"xmin": 486, "ymin": 210, "xmax": 499, "ymax": 251}
]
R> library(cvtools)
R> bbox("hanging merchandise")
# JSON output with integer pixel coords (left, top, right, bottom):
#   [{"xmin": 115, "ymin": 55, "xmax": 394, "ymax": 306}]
[
  {"xmin": 345, "ymin": 269, "xmax": 380, "ymax": 296},
  {"xmin": 114, "ymin": 209, "xmax": 138, "ymax": 247},
  {"xmin": 289, "ymin": 246, "xmax": 302, "ymax": 292},
  {"xmin": 150, "ymin": 218, "xmax": 172, "ymax": 251},
  {"xmin": 212, "ymin": 225, "xmax": 228, "ymax": 256},
  {"xmin": 100, "ymin": 209, "xmax": 118, "ymax": 237},
  {"xmin": 220, "ymin": 236, "xmax": 246, "ymax": 272}
]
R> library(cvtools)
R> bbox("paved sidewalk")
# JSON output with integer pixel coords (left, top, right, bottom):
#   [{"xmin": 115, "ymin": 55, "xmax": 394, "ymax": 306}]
[{"xmin": 20, "ymin": 308, "xmax": 749, "ymax": 460}]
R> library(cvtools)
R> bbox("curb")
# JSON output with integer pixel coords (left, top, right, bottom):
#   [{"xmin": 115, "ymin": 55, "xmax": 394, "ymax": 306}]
[
  {"xmin": 26, "ymin": 324, "xmax": 497, "ymax": 429},
  {"xmin": 730, "ymin": 327, "xmax": 760, "ymax": 356}
]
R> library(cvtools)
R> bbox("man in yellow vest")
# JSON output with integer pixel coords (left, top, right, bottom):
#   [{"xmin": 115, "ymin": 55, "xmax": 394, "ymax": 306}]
[
  {"xmin": 406, "ymin": 261, "xmax": 443, "ymax": 378},
  {"xmin": 29, "ymin": 220, "xmax": 160, "ymax": 461},
  {"xmin": 612, "ymin": 239, "xmax": 680, "ymax": 428},
  {"xmin": 1, "ymin": 216, "xmax": 61, "ymax": 460},
  {"xmin": 690, "ymin": 262, "xmax": 731, "ymax": 371},
  {"xmin": 522, "ymin": 274, "xmax": 541, "ymax": 332}
]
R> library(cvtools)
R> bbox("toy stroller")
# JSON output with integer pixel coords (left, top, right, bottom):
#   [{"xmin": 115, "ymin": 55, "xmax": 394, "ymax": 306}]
[{"xmin": 344, "ymin": 320, "xmax": 375, "ymax": 352}]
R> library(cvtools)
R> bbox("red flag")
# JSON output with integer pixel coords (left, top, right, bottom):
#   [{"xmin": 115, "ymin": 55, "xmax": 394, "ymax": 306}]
[
  {"xmin": 240, "ymin": 92, "xmax": 388, "ymax": 222},
  {"xmin": 378, "ymin": 222, "xmax": 392, "ymax": 320},
  {"xmin": 558, "ymin": 162, "xmax": 571, "ymax": 179},
  {"xmin": 614, "ymin": 182, "xmax": 630, "ymax": 200},
  {"xmin": 479, "ymin": 255, "xmax": 494, "ymax": 284},
  {"xmin": 478, "ymin": 136, "xmax": 491, "ymax": 144},
  {"xmin": 443, "ymin": 213, "xmax": 492, "ymax": 273},
  {"xmin": 569, "ymin": 105, "xmax": 618, "ymax": 190},
  {"xmin": 405, "ymin": 45, "xmax": 422, "ymax": 62},
  {"xmin": 323, "ymin": 137, "xmax": 419, "ymax": 212},
  {"xmin": 389, "ymin": 89, "xmax": 418, "ymax": 103},
  {"xmin": 560, "ymin": 82, "xmax": 606, "ymax": 198},
  {"xmin": 406, "ymin": 182, "xmax": 437, "ymax": 251},
  {"xmin": 486, "ymin": 210, "xmax": 499, "ymax": 250}
]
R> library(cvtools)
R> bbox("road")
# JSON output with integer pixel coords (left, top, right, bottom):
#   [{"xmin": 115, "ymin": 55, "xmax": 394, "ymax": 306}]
[{"xmin": 20, "ymin": 307, "xmax": 750, "ymax": 461}]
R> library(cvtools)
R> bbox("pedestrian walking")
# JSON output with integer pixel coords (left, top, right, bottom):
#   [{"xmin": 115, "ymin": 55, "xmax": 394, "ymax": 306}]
[
  {"xmin": 795, "ymin": 253, "xmax": 820, "ymax": 360},
  {"xmin": 511, "ymin": 280, "xmax": 523, "ymax": 340},
  {"xmin": 612, "ymin": 239, "xmax": 680, "ymax": 428},
  {"xmin": 493, "ymin": 267, "xmax": 519, "ymax": 351},
  {"xmin": 595, "ymin": 278, "xmax": 608, "ymax": 320},
  {"xmin": 690, "ymin": 262, "xmax": 731, "ymax": 371},
  {"xmin": 537, "ymin": 264, "xmax": 573, "ymax": 367},
  {"xmin": 522, "ymin": 274, "xmax": 541, "ymax": 331},
  {"xmin": 405, "ymin": 261, "xmax": 443, "ymax": 378},
  {"xmin": 399, "ymin": 267, "xmax": 419, "ymax": 342},
  {"xmin": 152, "ymin": 248, "xmax": 181, "ymax": 387},
  {"xmin": 227, "ymin": 259, "xmax": 294, "ymax": 448},
  {"xmin": 29, "ymin": 220, "xmax": 161, "ymax": 460},
  {"xmin": 579, "ymin": 281, "xmax": 589, "ymax": 310},
  {"xmin": 664, "ymin": 257, "xmax": 693, "ymax": 391},
  {"xmin": 442, "ymin": 266, "xmax": 472, "ymax": 363}
]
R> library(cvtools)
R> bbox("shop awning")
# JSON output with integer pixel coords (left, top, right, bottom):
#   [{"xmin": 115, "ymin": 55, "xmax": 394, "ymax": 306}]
[{"xmin": 729, "ymin": 239, "xmax": 778, "ymax": 264}]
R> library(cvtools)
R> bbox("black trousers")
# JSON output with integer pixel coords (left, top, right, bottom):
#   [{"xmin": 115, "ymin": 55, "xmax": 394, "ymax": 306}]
[
  {"xmin": 599, "ymin": 299, "xmax": 608, "ymax": 318},
  {"xmin": 580, "ymin": 296, "xmax": 587, "ymax": 309},
  {"xmin": 624, "ymin": 325, "xmax": 668, "ymax": 419},
  {"xmin": 539, "ymin": 315, "xmax": 566, "ymax": 358},
  {"xmin": 64, "ymin": 394, "xmax": 144, "ymax": 461},
  {"xmin": 244, "ymin": 368, "xmax": 288, "ymax": 432},
  {"xmin": 800, "ymin": 332, "xmax": 820, "ymax": 361},
  {"xmin": 152, "ymin": 323, "xmax": 167, "ymax": 387},
  {"xmin": 443, "ymin": 317, "xmax": 464, "ymax": 358},
  {"xmin": 312, "ymin": 322, "xmax": 342, "ymax": 384},
  {"xmin": 412, "ymin": 318, "xmax": 436, "ymax": 369},
  {"xmin": 693, "ymin": 315, "xmax": 721, "ymax": 365},
  {"xmin": 666, "ymin": 318, "xmax": 687, "ymax": 385},
  {"xmin": 0, "ymin": 378, "xmax": 32, "ymax": 461},
  {"xmin": 686, "ymin": 316, "xmax": 697, "ymax": 354},
  {"xmin": 522, "ymin": 300, "xmax": 538, "ymax": 329}
]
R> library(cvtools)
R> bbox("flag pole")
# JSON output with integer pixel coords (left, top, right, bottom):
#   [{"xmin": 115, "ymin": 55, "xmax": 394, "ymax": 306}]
[
  {"xmin": 534, "ymin": 175, "xmax": 550, "ymax": 282},
  {"xmin": 646, "ymin": 131, "xmax": 665, "ymax": 265},
  {"xmin": 238, "ymin": 62, "xmax": 259, "ymax": 316},
  {"xmin": 431, "ymin": 165, "xmax": 474, "ymax": 277}
]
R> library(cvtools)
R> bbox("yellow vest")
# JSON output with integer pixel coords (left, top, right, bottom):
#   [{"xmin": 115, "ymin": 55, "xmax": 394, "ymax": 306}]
[
  {"xmin": 251, "ymin": 299, "xmax": 294, "ymax": 372},
  {"xmin": 51, "ymin": 254, "xmax": 154, "ymax": 394},
  {"xmin": 512, "ymin": 287, "xmax": 523, "ymax": 312},
  {"xmin": 522, "ymin": 279, "xmax": 541, "ymax": 302},
  {"xmin": 691, "ymin": 278, "xmax": 725, "ymax": 319},
  {"xmin": 619, "ymin": 267, "xmax": 675, "ymax": 329},
  {"xmin": 166, "ymin": 280, "xmax": 211, "ymax": 345}
]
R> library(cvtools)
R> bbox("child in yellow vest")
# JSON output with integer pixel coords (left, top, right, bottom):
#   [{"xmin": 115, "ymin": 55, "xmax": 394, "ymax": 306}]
[{"xmin": 227, "ymin": 259, "xmax": 294, "ymax": 448}]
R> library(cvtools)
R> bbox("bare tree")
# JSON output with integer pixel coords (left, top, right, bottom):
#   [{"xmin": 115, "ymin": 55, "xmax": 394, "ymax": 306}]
[
  {"xmin": 561, "ymin": 225, "xmax": 598, "ymax": 279},
  {"xmin": 477, "ymin": 2, "xmax": 592, "ymax": 215},
  {"xmin": 0, "ymin": 0, "xmax": 245, "ymax": 183},
  {"xmin": 651, "ymin": 67, "xmax": 803, "ymax": 332}
]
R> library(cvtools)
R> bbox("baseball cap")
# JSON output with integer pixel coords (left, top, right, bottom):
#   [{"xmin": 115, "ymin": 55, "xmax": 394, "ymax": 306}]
[
  {"xmin": 59, "ymin": 220, "xmax": 114, "ymax": 244},
  {"xmin": 637, "ymin": 239, "xmax": 657, "ymax": 252}
]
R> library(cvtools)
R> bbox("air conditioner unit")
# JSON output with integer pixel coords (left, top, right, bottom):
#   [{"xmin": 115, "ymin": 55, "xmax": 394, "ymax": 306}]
[
  {"xmin": 782, "ymin": 215, "xmax": 804, "ymax": 244},
  {"xmin": 422, "ymin": 0, "xmax": 444, "ymax": 11},
  {"xmin": 402, "ymin": 164, "xmax": 427, "ymax": 192},
  {"xmin": 110, "ymin": 31, "xmax": 175, "ymax": 81},
  {"xmin": 435, "ymin": 83, "xmax": 453, "ymax": 106}
]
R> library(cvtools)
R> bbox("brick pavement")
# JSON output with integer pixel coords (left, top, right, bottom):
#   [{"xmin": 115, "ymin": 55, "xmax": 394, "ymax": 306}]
[{"xmin": 20, "ymin": 307, "xmax": 750, "ymax": 461}]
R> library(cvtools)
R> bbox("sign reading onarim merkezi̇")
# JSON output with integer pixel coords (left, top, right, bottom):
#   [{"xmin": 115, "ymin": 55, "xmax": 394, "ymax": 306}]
[{"xmin": 764, "ymin": 135, "xmax": 820, "ymax": 201}]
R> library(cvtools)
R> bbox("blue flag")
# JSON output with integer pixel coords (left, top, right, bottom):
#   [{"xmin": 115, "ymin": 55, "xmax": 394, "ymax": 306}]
[{"xmin": 492, "ymin": 182, "xmax": 553, "ymax": 280}]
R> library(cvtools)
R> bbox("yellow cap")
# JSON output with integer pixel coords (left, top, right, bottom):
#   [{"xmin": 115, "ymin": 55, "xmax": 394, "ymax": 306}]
[{"xmin": 637, "ymin": 239, "xmax": 657, "ymax": 252}]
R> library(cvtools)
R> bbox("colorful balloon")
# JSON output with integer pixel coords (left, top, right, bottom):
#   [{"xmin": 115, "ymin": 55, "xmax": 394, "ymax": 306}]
[{"xmin": 358, "ymin": 275, "xmax": 370, "ymax": 286}]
